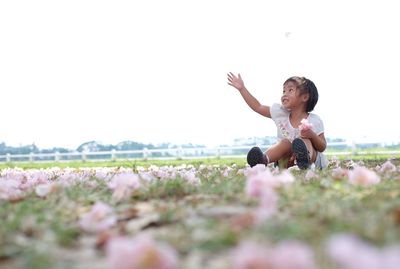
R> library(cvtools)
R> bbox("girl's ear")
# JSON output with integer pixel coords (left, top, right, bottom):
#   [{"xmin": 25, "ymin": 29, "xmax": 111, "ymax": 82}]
[{"xmin": 301, "ymin": 92, "xmax": 310, "ymax": 102}]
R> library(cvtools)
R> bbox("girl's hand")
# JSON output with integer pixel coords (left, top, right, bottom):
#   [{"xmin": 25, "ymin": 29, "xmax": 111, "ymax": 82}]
[
  {"xmin": 227, "ymin": 72, "xmax": 245, "ymax": 91},
  {"xmin": 300, "ymin": 128, "xmax": 316, "ymax": 139}
]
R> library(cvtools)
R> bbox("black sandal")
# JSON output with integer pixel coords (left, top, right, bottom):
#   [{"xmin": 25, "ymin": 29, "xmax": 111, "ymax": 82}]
[
  {"xmin": 292, "ymin": 138, "xmax": 310, "ymax": 169},
  {"xmin": 246, "ymin": 146, "xmax": 266, "ymax": 167}
]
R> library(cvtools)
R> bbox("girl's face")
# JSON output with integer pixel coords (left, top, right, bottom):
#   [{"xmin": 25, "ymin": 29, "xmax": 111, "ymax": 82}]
[{"xmin": 281, "ymin": 81, "xmax": 307, "ymax": 110}]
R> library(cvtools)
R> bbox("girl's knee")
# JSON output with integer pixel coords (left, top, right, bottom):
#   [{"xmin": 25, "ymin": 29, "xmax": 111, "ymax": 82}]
[
  {"xmin": 280, "ymin": 138, "xmax": 291, "ymax": 145},
  {"xmin": 266, "ymin": 139, "xmax": 292, "ymax": 163}
]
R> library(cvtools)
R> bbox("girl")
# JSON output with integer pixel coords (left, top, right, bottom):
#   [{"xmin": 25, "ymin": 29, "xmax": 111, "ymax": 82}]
[{"xmin": 227, "ymin": 73, "xmax": 328, "ymax": 169}]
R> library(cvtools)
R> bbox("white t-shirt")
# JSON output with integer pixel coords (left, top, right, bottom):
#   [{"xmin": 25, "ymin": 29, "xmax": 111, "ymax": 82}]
[{"xmin": 270, "ymin": 103, "xmax": 324, "ymax": 143}]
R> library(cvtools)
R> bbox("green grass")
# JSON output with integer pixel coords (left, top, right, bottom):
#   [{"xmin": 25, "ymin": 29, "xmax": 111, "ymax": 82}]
[
  {"xmin": 1, "ymin": 153, "xmax": 399, "ymax": 170},
  {"xmin": 0, "ymin": 158, "xmax": 399, "ymax": 268},
  {"xmin": 0, "ymin": 157, "xmax": 248, "ymax": 170}
]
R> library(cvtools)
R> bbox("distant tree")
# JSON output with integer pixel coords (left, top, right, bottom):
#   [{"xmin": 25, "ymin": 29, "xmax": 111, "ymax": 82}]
[
  {"xmin": 98, "ymin": 144, "xmax": 115, "ymax": 151},
  {"xmin": 0, "ymin": 143, "xmax": 38, "ymax": 155},
  {"xmin": 115, "ymin": 141, "xmax": 157, "ymax": 151},
  {"xmin": 116, "ymin": 141, "xmax": 146, "ymax": 150},
  {"xmin": 40, "ymin": 147, "xmax": 71, "ymax": 154},
  {"xmin": 77, "ymin": 141, "xmax": 101, "ymax": 152}
]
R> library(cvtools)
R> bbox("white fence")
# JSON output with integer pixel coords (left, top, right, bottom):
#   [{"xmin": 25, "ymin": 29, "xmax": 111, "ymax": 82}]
[{"xmin": 0, "ymin": 141, "xmax": 399, "ymax": 163}]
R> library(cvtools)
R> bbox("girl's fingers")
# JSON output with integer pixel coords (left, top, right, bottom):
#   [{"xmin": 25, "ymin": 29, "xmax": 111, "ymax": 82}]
[
  {"xmin": 227, "ymin": 72, "xmax": 241, "ymax": 87},
  {"xmin": 228, "ymin": 72, "xmax": 238, "ymax": 78}
]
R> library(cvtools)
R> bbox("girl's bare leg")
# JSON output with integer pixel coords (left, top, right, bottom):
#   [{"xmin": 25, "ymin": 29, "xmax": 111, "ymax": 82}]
[
  {"xmin": 253, "ymin": 138, "xmax": 316, "ymax": 168},
  {"xmin": 265, "ymin": 139, "xmax": 292, "ymax": 163}
]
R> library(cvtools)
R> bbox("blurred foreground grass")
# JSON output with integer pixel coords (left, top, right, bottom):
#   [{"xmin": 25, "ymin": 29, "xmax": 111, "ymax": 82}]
[{"xmin": 0, "ymin": 156, "xmax": 399, "ymax": 269}]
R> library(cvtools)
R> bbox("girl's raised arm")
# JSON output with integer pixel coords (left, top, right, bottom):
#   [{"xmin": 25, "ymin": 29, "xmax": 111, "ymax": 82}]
[{"xmin": 227, "ymin": 72, "xmax": 271, "ymax": 118}]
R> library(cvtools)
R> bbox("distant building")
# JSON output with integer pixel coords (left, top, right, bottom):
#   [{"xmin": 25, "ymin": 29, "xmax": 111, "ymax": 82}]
[{"xmin": 233, "ymin": 136, "xmax": 277, "ymax": 146}]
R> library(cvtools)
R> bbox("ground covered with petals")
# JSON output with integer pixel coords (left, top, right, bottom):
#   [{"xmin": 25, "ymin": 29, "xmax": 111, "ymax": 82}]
[{"xmin": 0, "ymin": 158, "xmax": 399, "ymax": 269}]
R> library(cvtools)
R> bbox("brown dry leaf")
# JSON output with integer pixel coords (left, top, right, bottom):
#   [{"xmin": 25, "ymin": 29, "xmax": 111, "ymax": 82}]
[
  {"xmin": 75, "ymin": 205, "xmax": 91, "ymax": 216},
  {"xmin": 95, "ymin": 230, "xmax": 115, "ymax": 250},
  {"xmin": 392, "ymin": 207, "xmax": 400, "ymax": 225},
  {"xmin": 230, "ymin": 212, "xmax": 255, "ymax": 231},
  {"xmin": 8, "ymin": 194, "xmax": 25, "ymax": 203},
  {"xmin": 134, "ymin": 202, "xmax": 156, "ymax": 216},
  {"xmin": 20, "ymin": 215, "xmax": 38, "ymax": 237},
  {"xmin": 197, "ymin": 205, "xmax": 250, "ymax": 219},
  {"xmin": 388, "ymin": 190, "xmax": 400, "ymax": 199},
  {"xmin": 125, "ymin": 213, "xmax": 160, "ymax": 233},
  {"xmin": 183, "ymin": 194, "xmax": 220, "ymax": 204},
  {"xmin": 0, "ymin": 259, "xmax": 20, "ymax": 269},
  {"xmin": 117, "ymin": 202, "xmax": 159, "ymax": 233},
  {"xmin": 118, "ymin": 207, "xmax": 139, "ymax": 221}
]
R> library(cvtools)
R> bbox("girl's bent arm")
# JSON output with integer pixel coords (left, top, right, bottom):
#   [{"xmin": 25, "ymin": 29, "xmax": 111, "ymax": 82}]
[
  {"xmin": 300, "ymin": 128, "xmax": 326, "ymax": 152},
  {"xmin": 310, "ymin": 133, "xmax": 327, "ymax": 152}
]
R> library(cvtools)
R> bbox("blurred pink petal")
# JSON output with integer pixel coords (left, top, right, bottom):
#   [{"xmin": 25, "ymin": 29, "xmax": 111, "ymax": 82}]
[
  {"xmin": 246, "ymin": 168, "xmax": 295, "ymax": 198},
  {"xmin": 299, "ymin": 119, "xmax": 313, "ymax": 131},
  {"xmin": 108, "ymin": 173, "xmax": 141, "ymax": 202},
  {"xmin": 231, "ymin": 241, "xmax": 274, "ymax": 269},
  {"xmin": 79, "ymin": 202, "xmax": 117, "ymax": 233},
  {"xmin": 275, "ymin": 170, "xmax": 295, "ymax": 187},
  {"xmin": 379, "ymin": 160, "xmax": 397, "ymax": 173},
  {"xmin": 35, "ymin": 183, "xmax": 56, "ymax": 197},
  {"xmin": 245, "ymin": 169, "xmax": 274, "ymax": 198},
  {"xmin": 327, "ymin": 234, "xmax": 382, "ymax": 269},
  {"xmin": 348, "ymin": 166, "xmax": 380, "ymax": 186},
  {"xmin": 273, "ymin": 241, "xmax": 317, "ymax": 269},
  {"xmin": 254, "ymin": 187, "xmax": 278, "ymax": 222},
  {"xmin": 0, "ymin": 179, "xmax": 25, "ymax": 201},
  {"xmin": 244, "ymin": 164, "xmax": 268, "ymax": 177},
  {"xmin": 232, "ymin": 240, "xmax": 317, "ymax": 269},
  {"xmin": 382, "ymin": 245, "xmax": 400, "ymax": 269},
  {"xmin": 331, "ymin": 167, "xmax": 348, "ymax": 180},
  {"xmin": 106, "ymin": 235, "xmax": 178, "ymax": 269},
  {"xmin": 181, "ymin": 170, "xmax": 201, "ymax": 185},
  {"xmin": 304, "ymin": 170, "xmax": 318, "ymax": 181}
]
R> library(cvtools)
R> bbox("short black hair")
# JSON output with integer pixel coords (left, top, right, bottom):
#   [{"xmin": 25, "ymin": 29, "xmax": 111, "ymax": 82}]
[{"xmin": 284, "ymin": 76, "xmax": 319, "ymax": 112}]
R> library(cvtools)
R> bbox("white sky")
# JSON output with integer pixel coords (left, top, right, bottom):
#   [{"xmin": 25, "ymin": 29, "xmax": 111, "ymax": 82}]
[{"xmin": 1, "ymin": 0, "xmax": 399, "ymax": 149}]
